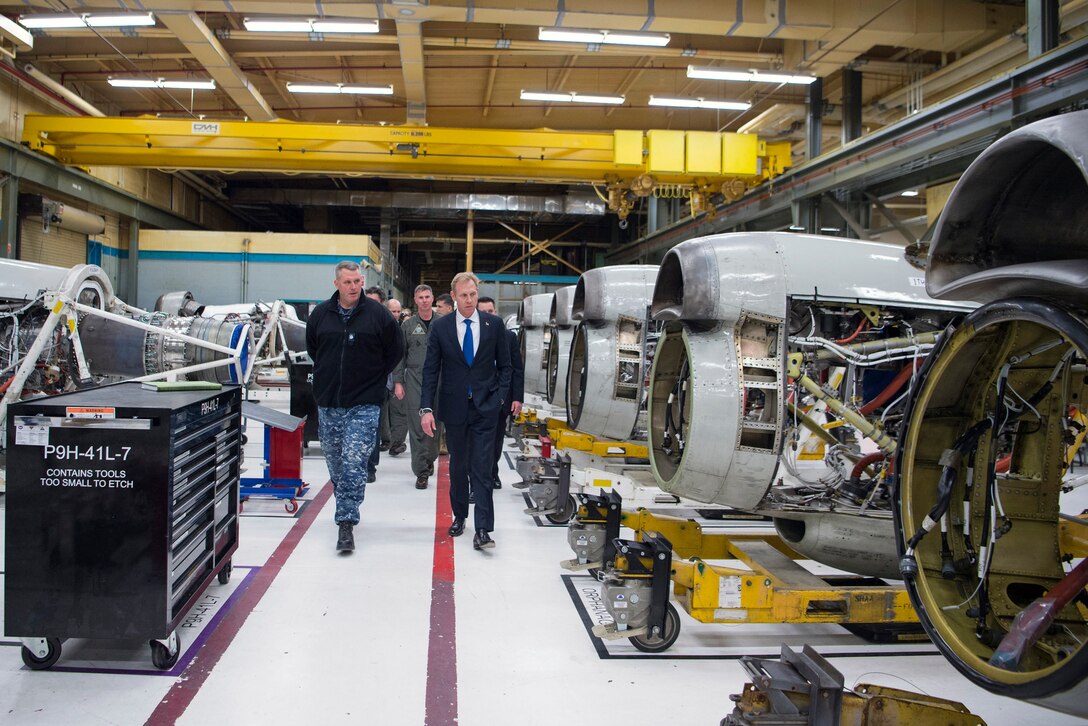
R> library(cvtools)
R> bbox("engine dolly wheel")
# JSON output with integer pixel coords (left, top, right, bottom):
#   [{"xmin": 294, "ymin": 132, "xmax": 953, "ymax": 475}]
[
  {"xmin": 545, "ymin": 494, "xmax": 577, "ymax": 524},
  {"xmin": 217, "ymin": 558, "xmax": 233, "ymax": 585},
  {"xmin": 21, "ymin": 638, "xmax": 62, "ymax": 670},
  {"xmin": 150, "ymin": 631, "xmax": 181, "ymax": 670},
  {"xmin": 630, "ymin": 603, "xmax": 681, "ymax": 653},
  {"xmin": 285, "ymin": 498, "xmax": 299, "ymax": 514}
]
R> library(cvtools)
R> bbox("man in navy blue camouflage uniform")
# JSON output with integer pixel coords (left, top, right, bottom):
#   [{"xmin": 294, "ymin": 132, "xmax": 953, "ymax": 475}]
[{"xmin": 306, "ymin": 261, "xmax": 404, "ymax": 552}]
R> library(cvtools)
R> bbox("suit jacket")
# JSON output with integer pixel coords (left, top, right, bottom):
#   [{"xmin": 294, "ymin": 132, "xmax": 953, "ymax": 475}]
[{"xmin": 421, "ymin": 310, "xmax": 511, "ymax": 424}]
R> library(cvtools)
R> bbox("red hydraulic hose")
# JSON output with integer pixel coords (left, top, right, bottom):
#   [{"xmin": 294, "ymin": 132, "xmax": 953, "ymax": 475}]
[
  {"xmin": 835, "ymin": 317, "xmax": 869, "ymax": 344},
  {"xmin": 850, "ymin": 451, "xmax": 887, "ymax": 480},
  {"xmin": 990, "ymin": 557, "xmax": 1088, "ymax": 669}
]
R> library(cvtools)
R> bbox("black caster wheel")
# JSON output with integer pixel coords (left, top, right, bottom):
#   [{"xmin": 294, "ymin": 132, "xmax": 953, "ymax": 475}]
[
  {"xmin": 545, "ymin": 494, "xmax": 577, "ymax": 525},
  {"xmin": 21, "ymin": 638, "xmax": 62, "ymax": 670},
  {"xmin": 150, "ymin": 631, "xmax": 181, "ymax": 670},
  {"xmin": 285, "ymin": 499, "xmax": 299, "ymax": 514},
  {"xmin": 217, "ymin": 559, "xmax": 233, "ymax": 585},
  {"xmin": 629, "ymin": 603, "xmax": 681, "ymax": 653}
]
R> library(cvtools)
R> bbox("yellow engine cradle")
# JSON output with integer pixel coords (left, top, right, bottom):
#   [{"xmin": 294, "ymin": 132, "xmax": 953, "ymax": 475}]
[
  {"xmin": 545, "ymin": 419, "xmax": 650, "ymax": 459},
  {"xmin": 618, "ymin": 508, "xmax": 919, "ymax": 628}
]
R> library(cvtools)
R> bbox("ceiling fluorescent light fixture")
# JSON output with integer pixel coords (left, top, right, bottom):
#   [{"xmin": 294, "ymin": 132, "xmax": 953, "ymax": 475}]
[
  {"xmin": 649, "ymin": 96, "xmax": 750, "ymax": 111},
  {"xmin": 244, "ymin": 17, "xmax": 379, "ymax": 33},
  {"xmin": 287, "ymin": 83, "xmax": 392, "ymax": 95},
  {"xmin": 85, "ymin": 13, "xmax": 155, "ymax": 27},
  {"xmin": 520, "ymin": 90, "xmax": 574, "ymax": 102},
  {"xmin": 109, "ymin": 78, "xmax": 216, "ymax": 90},
  {"xmin": 572, "ymin": 93, "xmax": 624, "ymax": 104},
  {"xmin": 538, "ymin": 27, "xmax": 669, "ymax": 47},
  {"xmin": 20, "ymin": 12, "xmax": 155, "ymax": 29},
  {"xmin": 687, "ymin": 65, "xmax": 817, "ymax": 84},
  {"xmin": 520, "ymin": 90, "xmax": 624, "ymax": 104}
]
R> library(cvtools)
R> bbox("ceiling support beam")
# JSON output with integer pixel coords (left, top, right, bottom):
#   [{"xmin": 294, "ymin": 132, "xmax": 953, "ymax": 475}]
[
  {"xmin": 494, "ymin": 221, "xmax": 584, "ymax": 275},
  {"xmin": 396, "ymin": 19, "xmax": 427, "ymax": 125},
  {"xmin": 158, "ymin": 12, "xmax": 276, "ymax": 121}
]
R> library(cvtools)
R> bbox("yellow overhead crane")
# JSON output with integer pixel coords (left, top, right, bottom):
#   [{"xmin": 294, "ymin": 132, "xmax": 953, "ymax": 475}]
[{"xmin": 20, "ymin": 115, "xmax": 791, "ymax": 222}]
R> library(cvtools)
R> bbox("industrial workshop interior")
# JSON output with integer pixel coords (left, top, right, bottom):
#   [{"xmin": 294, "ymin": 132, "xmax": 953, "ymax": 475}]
[{"xmin": 0, "ymin": 1, "xmax": 1087, "ymax": 724}]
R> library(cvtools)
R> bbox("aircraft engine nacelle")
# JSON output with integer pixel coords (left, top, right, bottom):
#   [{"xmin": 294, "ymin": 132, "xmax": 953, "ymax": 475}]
[
  {"xmin": 897, "ymin": 111, "xmax": 1088, "ymax": 715},
  {"xmin": 546, "ymin": 285, "xmax": 577, "ymax": 408},
  {"xmin": 518, "ymin": 293, "xmax": 553, "ymax": 397},
  {"xmin": 567, "ymin": 265, "xmax": 658, "ymax": 441},
  {"xmin": 648, "ymin": 232, "xmax": 968, "ymax": 577}
]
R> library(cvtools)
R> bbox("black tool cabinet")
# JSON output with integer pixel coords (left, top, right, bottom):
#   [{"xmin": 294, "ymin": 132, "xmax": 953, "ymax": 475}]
[{"xmin": 4, "ymin": 381, "xmax": 241, "ymax": 670}]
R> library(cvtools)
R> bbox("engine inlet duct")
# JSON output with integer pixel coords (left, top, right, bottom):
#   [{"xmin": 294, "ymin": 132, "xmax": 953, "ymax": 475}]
[
  {"xmin": 648, "ymin": 232, "xmax": 970, "ymax": 577},
  {"xmin": 896, "ymin": 110, "xmax": 1088, "ymax": 715},
  {"xmin": 546, "ymin": 285, "xmax": 577, "ymax": 408},
  {"xmin": 517, "ymin": 293, "xmax": 553, "ymax": 398},
  {"xmin": 567, "ymin": 265, "xmax": 658, "ymax": 441}
]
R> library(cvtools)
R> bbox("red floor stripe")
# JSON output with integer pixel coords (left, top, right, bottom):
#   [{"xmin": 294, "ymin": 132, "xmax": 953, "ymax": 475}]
[
  {"xmin": 146, "ymin": 482, "xmax": 333, "ymax": 725},
  {"xmin": 424, "ymin": 455, "xmax": 458, "ymax": 726}
]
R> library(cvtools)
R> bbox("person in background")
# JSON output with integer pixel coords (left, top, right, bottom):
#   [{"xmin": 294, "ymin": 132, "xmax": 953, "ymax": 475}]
[
  {"xmin": 364, "ymin": 287, "xmax": 388, "ymax": 483},
  {"xmin": 477, "ymin": 296, "xmax": 523, "ymax": 490},
  {"xmin": 394, "ymin": 284, "xmax": 441, "ymax": 489},
  {"xmin": 420, "ymin": 272, "xmax": 511, "ymax": 551},
  {"xmin": 384, "ymin": 298, "xmax": 409, "ymax": 457},
  {"xmin": 306, "ymin": 262, "xmax": 403, "ymax": 552},
  {"xmin": 433, "ymin": 293, "xmax": 454, "ymax": 456}
]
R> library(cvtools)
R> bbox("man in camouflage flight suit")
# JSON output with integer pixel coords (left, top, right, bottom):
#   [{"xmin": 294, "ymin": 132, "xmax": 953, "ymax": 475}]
[
  {"xmin": 394, "ymin": 284, "xmax": 443, "ymax": 489},
  {"xmin": 306, "ymin": 261, "xmax": 404, "ymax": 552}
]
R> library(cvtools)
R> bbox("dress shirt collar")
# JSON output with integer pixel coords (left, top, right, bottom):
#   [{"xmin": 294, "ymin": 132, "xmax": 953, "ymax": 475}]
[{"xmin": 456, "ymin": 309, "xmax": 480, "ymax": 327}]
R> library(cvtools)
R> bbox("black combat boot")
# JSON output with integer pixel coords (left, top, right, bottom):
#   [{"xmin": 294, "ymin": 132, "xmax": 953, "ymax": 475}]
[{"xmin": 336, "ymin": 522, "xmax": 355, "ymax": 552}]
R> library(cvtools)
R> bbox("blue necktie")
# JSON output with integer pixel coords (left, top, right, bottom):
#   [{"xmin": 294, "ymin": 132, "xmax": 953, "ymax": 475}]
[
  {"xmin": 463, "ymin": 319, "xmax": 474, "ymax": 398},
  {"xmin": 463, "ymin": 319, "xmax": 474, "ymax": 366}
]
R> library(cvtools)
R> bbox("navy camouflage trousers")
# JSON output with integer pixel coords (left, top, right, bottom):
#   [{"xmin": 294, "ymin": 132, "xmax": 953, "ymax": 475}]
[{"xmin": 318, "ymin": 404, "xmax": 380, "ymax": 525}]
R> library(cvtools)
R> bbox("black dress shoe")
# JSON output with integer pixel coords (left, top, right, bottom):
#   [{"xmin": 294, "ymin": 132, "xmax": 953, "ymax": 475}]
[
  {"xmin": 492, "ymin": 478, "xmax": 503, "ymax": 490},
  {"xmin": 472, "ymin": 530, "xmax": 495, "ymax": 550},
  {"xmin": 367, "ymin": 471, "xmax": 376, "ymax": 484},
  {"xmin": 379, "ymin": 442, "xmax": 390, "ymax": 452},
  {"xmin": 415, "ymin": 475, "xmax": 429, "ymax": 489},
  {"xmin": 389, "ymin": 442, "xmax": 407, "ymax": 456},
  {"xmin": 448, "ymin": 517, "xmax": 465, "ymax": 537}
]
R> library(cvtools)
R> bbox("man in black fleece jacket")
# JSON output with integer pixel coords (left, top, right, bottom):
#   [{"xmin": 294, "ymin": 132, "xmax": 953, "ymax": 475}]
[{"xmin": 306, "ymin": 261, "xmax": 404, "ymax": 552}]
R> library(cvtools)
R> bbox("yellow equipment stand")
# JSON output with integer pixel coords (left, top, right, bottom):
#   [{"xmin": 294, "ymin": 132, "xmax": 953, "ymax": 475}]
[
  {"xmin": 628, "ymin": 509, "xmax": 918, "ymax": 630},
  {"xmin": 568, "ymin": 493, "xmax": 920, "ymax": 652}
]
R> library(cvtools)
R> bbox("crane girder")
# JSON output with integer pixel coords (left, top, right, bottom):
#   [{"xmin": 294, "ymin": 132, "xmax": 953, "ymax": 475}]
[{"xmin": 21, "ymin": 115, "xmax": 790, "ymax": 218}]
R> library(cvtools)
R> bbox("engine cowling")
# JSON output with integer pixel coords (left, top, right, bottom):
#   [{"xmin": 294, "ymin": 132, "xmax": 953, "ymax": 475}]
[
  {"xmin": 518, "ymin": 293, "xmax": 553, "ymax": 398},
  {"xmin": 546, "ymin": 285, "xmax": 577, "ymax": 408},
  {"xmin": 566, "ymin": 265, "xmax": 658, "ymax": 441}
]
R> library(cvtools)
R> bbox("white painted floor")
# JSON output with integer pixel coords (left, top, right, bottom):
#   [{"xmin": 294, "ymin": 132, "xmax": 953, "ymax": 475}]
[{"xmin": 0, "ymin": 391, "xmax": 1084, "ymax": 726}]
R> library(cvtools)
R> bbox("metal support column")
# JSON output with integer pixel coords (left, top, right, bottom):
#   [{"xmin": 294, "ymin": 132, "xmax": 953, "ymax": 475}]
[
  {"xmin": 806, "ymin": 77, "xmax": 824, "ymax": 160},
  {"xmin": 841, "ymin": 69, "xmax": 863, "ymax": 146},
  {"xmin": 1028, "ymin": 0, "xmax": 1060, "ymax": 59},
  {"xmin": 379, "ymin": 208, "xmax": 392, "ymax": 292},
  {"xmin": 465, "ymin": 209, "xmax": 475, "ymax": 272},
  {"xmin": 126, "ymin": 220, "xmax": 140, "ymax": 306},
  {"xmin": 0, "ymin": 174, "xmax": 17, "ymax": 258},
  {"xmin": 647, "ymin": 196, "xmax": 659, "ymax": 235},
  {"xmin": 793, "ymin": 199, "xmax": 820, "ymax": 235}
]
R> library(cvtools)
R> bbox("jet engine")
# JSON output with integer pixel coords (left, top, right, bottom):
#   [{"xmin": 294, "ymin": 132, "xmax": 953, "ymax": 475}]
[
  {"xmin": 518, "ymin": 293, "xmax": 553, "ymax": 400},
  {"xmin": 0, "ymin": 261, "xmax": 253, "ymax": 428},
  {"xmin": 545, "ymin": 285, "xmax": 577, "ymax": 409},
  {"xmin": 567, "ymin": 265, "xmax": 658, "ymax": 441},
  {"xmin": 648, "ymin": 233, "xmax": 968, "ymax": 577},
  {"xmin": 896, "ymin": 111, "xmax": 1088, "ymax": 715}
]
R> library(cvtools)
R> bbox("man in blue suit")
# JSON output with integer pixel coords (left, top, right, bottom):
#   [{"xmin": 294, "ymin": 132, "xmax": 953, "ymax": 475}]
[{"xmin": 420, "ymin": 272, "xmax": 512, "ymax": 550}]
